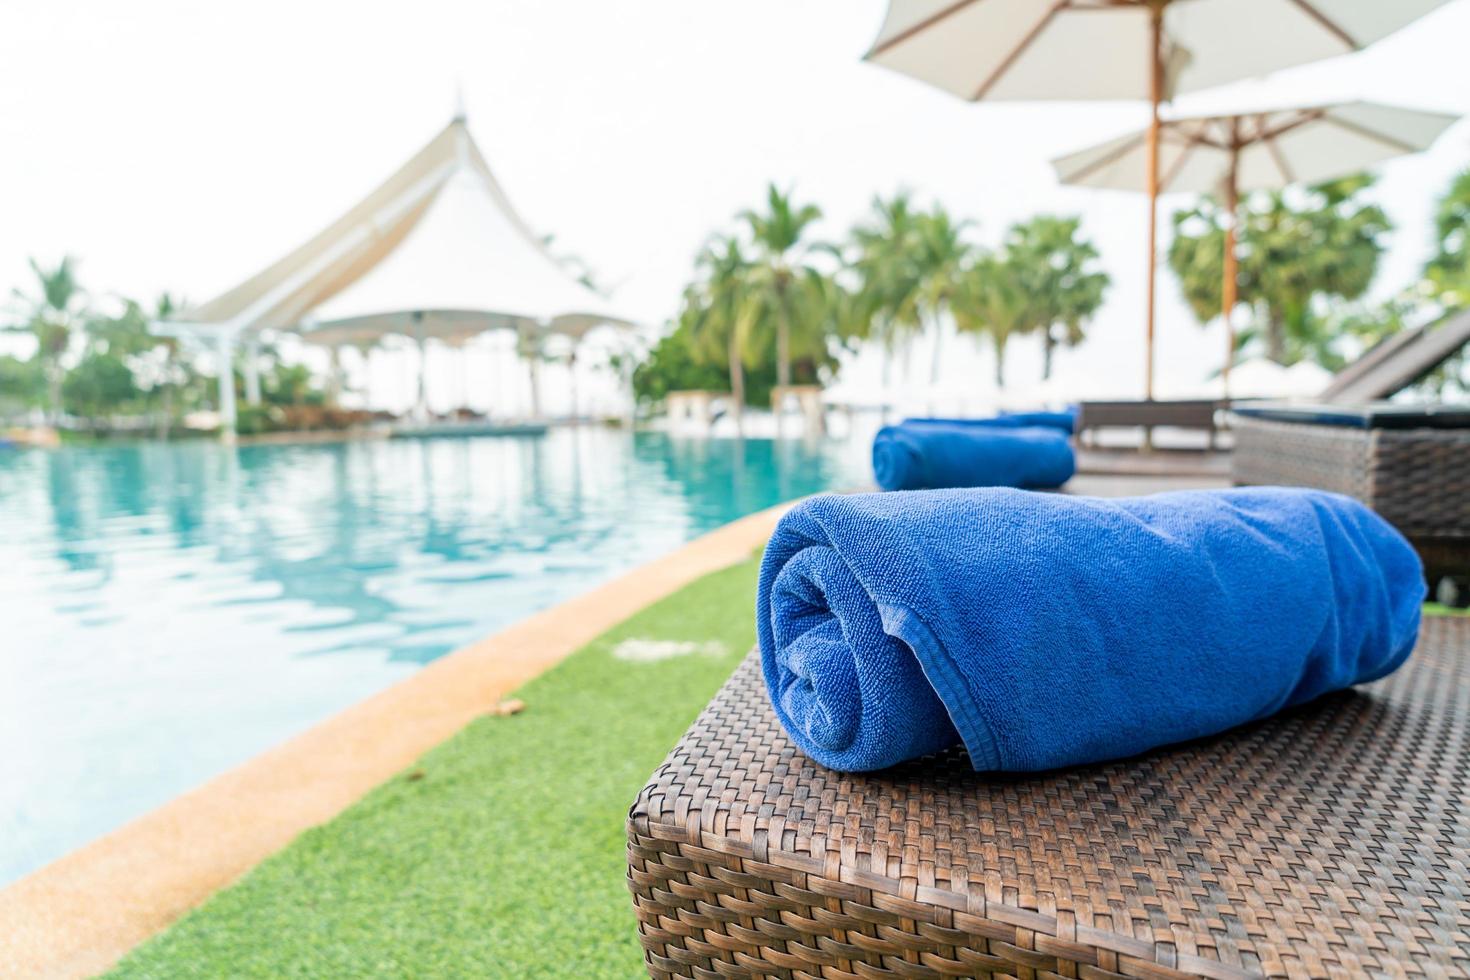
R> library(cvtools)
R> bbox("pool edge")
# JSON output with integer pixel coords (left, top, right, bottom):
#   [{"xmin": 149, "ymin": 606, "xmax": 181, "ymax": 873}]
[{"xmin": 0, "ymin": 500, "xmax": 793, "ymax": 980}]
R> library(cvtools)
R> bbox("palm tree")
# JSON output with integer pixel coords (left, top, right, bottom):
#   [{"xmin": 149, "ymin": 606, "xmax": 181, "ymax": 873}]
[
  {"xmin": 682, "ymin": 236, "xmax": 763, "ymax": 435},
  {"xmin": 848, "ymin": 195, "xmax": 971, "ymax": 391},
  {"xmin": 953, "ymin": 252, "xmax": 1032, "ymax": 388},
  {"xmin": 1003, "ymin": 216, "xmax": 1109, "ymax": 380},
  {"xmin": 740, "ymin": 185, "xmax": 824, "ymax": 397},
  {"xmin": 1169, "ymin": 176, "xmax": 1389, "ymax": 365},
  {"xmin": 1426, "ymin": 167, "xmax": 1470, "ymax": 310},
  {"xmin": 850, "ymin": 192, "xmax": 924, "ymax": 385},
  {"xmin": 5, "ymin": 256, "xmax": 88, "ymax": 422},
  {"xmin": 911, "ymin": 207, "xmax": 971, "ymax": 385}
]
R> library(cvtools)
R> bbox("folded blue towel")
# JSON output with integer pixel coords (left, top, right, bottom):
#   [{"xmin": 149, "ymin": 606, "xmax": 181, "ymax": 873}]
[
  {"xmin": 905, "ymin": 410, "xmax": 1077, "ymax": 433},
  {"xmin": 873, "ymin": 422, "xmax": 1074, "ymax": 491},
  {"xmin": 758, "ymin": 487, "xmax": 1424, "ymax": 773}
]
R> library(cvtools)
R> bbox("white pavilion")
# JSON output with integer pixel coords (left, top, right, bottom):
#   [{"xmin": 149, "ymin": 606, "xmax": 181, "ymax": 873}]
[{"xmin": 156, "ymin": 113, "xmax": 635, "ymax": 438}]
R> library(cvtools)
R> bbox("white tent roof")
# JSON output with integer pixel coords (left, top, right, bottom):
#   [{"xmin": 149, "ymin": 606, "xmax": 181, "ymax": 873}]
[{"xmin": 171, "ymin": 117, "xmax": 633, "ymax": 342}]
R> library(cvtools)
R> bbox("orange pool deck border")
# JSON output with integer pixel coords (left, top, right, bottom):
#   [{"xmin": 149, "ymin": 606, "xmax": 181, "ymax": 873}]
[{"xmin": 0, "ymin": 500, "xmax": 794, "ymax": 980}]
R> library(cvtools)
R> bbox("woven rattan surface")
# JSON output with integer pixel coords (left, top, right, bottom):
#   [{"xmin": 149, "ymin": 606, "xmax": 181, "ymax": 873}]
[
  {"xmin": 627, "ymin": 617, "xmax": 1470, "ymax": 979},
  {"xmin": 1231, "ymin": 416, "xmax": 1470, "ymax": 540}
]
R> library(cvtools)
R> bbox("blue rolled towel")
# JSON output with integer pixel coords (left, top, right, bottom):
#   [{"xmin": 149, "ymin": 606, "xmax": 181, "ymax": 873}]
[
  {"xmin": 758, "ymin": 486, "xmax": 1424, "ymax": 773},
  {"xmin": 905, "ymin": 410, "xmax": 1077, "ymax": 433},
  {"xmin": 873, "ymin": 422, "xmax": 1074, "ymax": 491}
]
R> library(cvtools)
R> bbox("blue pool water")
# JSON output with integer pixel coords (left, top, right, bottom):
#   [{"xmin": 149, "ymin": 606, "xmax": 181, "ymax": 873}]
[{"xmin": 0, "ymin": 429, "xmax": 867, "ymax": 884}]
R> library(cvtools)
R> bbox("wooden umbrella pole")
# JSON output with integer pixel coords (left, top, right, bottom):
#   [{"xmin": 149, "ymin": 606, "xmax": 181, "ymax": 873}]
[
  {"xmin": 1221, "ymin": 136, "xmax": 1240, "ymax": 401},
  {"xmin": 1143, "ymin": 2, "xmax": 1163, "ymax": 404}
]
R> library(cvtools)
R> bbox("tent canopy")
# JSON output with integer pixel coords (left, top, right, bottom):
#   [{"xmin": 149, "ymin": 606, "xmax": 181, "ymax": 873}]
[{"xmin": 169, "ymin": 116, "xmax": 633, "ymax": 342}]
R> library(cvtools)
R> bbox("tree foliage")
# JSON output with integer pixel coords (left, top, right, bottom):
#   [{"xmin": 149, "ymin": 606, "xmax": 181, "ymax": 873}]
[
  {"xmin": 1000, "ymin": 215, "xmax": 1108, "ymax": 379},
  {"xmin": 847, "ymin": 194, "xmax": 970, "ymax": 383},
  {"xmin": 5, "ymin": 256, "xmax": 89, "ymax": 420},
  {"xmin": 949, "ymin": 215, "xmax": 1108, "ymax": 386},
  {"xmin": 63, "ymin": 351, "xmax": 141, "ymax": 418},
  {"xmin": 0, "ymin": 354, "xmax": 46, "ymax": 414},
  {"xmin": 644, "ymin": 231, "xmax": 836, "ymax": 426},
  {"xmin": 739, "ymin": 185, "xmax": 828, "ymax": 393},
  {"xmin": 1168, "ymin": 176, "xmax": 1390, "ymax": 365},
  {"xmin": 1426, "ymin": 167, "xmax": 1470, "ymax": 310}
]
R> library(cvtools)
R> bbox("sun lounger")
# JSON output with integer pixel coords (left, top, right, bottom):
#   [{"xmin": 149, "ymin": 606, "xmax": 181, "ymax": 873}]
[
  {"xmin": 1319, "ymin": 307, "xmax": 1470, "ymax": 405},
  {"xmin": 1075, "ymin": 399, "xmax": 1224, "ymax": 449},
  {"xmin": 627, "ymin": 615, "xmax": 1470, "ymax": 978},
  {"xmin": 1232, "ymin": 402, "xmax": 1470, "ymax": 596}
]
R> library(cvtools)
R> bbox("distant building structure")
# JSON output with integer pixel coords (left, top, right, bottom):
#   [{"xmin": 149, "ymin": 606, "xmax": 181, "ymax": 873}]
[{"xmin": 154, "ymin": 114, "xmax": 636, "ymax": 439}]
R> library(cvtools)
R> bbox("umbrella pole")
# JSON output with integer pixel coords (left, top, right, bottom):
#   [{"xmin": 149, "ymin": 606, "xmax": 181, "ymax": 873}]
[
  {"xmin": 1143, "ymin": 3, "xmax": 1163, "ymax": 406},
  {"xmin": 1221, "ymin": 139, "xmax": 1240, "ymax": 402}
]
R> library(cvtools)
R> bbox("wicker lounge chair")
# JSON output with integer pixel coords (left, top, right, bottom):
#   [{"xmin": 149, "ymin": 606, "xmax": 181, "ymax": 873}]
[
  {"xmin": 627, "ymin": 617, "xmax": 1469, "ymax": 979},
  {"xmin": 1232, "ymin": 403, "xmax": 1470, "ymax": 593},
  {"xmin": 1317, "ymin": 308, "xmax": 1470, "ymax": 405}
]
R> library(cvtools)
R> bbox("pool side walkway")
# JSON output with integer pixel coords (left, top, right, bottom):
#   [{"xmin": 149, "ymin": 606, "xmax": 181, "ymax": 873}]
[{"xmin": 0, "ymin": 501, "xmax": 795, "ymax": 980}]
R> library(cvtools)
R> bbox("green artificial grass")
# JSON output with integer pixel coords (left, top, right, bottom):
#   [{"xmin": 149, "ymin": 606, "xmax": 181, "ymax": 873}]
[{"xmin": 111, "ymin": 556, "xmax": 763, "ymax": 979}]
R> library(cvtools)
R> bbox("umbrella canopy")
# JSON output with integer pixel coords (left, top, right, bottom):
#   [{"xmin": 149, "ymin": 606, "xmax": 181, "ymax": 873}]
[
  {"xmin": 1053, "ymin": 102, "xmax": 1457, "ymax": 195},
  {"xmin": 864, "ymin": 0, "xmax": 1450, "ymax": 102},
  {"xmin": 1053, "ymin": 101, "xmax": 1457, "ymax": 391},
  {"xmin": 865, "ymin": 0, "xmax": 1453, "ymax": 399}
]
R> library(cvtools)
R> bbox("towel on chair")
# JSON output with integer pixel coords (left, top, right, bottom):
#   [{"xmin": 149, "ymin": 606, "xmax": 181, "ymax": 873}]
[
  {"xmin": 873, "ymin": 421, "xmax": 1075, "ymax": 491},
  {"xmin": 757, "ymin": 486, "xmax": 1424, "ymax": 773},
  {"xmin": 904, "ymin": 410, "xmax": 1077, "ymax": 434}
]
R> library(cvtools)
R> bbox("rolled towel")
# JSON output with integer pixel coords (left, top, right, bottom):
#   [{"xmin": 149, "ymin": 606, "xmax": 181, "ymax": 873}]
[
  {"xmin": 873, "ymin": 422, "xmax": 1074, "ymax": 491},
  {"xmin": 904, "ymin": 410, "xmax": 1076, "ymax": 433},
  {"xmin": 758, "ymin": 486, "xmax": 1424, "ymax": 772}
]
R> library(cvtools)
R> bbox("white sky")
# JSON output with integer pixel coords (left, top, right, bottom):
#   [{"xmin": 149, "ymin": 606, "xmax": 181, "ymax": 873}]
[{"xmin": 2, "ymin": 0, "xmax": 1468, "ymax": 410}]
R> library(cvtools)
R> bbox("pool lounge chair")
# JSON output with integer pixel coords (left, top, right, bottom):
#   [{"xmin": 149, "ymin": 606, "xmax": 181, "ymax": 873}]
[
  {"xmin": 1074, "ymin": 399, "xmax": 1224, "ymax": 449},
  {"xmin": 627, "ymin": 616, "xmax": 1470, "ymax": 978},
  {"xmin": 1231, "ymin": 401, "xmax": 1470, "ymax": 596},
  {"xmin": 1229, "ymin": 308, "xmax": 1470, "ymax": 593}
]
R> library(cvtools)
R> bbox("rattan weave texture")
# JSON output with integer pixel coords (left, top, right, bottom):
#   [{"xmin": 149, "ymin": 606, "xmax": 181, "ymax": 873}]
[
  {"xmin": 1232, "ymin": 416, "xmax": 1470, "ymax": 580},
  {"xmin": 627, "ymin": 617, "xmax": 1470, "ymax": 979}
]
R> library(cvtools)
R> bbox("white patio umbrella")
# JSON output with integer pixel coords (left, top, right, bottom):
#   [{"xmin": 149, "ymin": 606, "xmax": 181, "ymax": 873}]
[
  {"xmin": 1053, "ymin": 101, "xmax": 1457, "ymax": 391},
  {"xmin": 864, "ymin": 0, "xmax": 1453, "ymax": 398}
]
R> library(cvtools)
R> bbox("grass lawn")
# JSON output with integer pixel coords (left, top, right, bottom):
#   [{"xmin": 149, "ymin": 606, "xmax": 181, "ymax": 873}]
[{"xmin": 110, "ymin": 555, "xmax": 762, "ymax": 979}]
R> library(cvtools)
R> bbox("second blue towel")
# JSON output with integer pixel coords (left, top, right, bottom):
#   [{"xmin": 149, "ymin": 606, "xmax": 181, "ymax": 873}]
[
  {"xmin": 873, "ymin": 421, "xmax": 1075, "ymax": 491},
  {"xmin": 758, "ymin": 486, "xmax": 1424, "ymax": 773}
]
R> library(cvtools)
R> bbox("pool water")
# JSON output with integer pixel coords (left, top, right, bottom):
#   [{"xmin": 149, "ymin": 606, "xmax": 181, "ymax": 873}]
[{"xmin": 0, "ymin": 429, "xmax": 867, "ymax": 884}]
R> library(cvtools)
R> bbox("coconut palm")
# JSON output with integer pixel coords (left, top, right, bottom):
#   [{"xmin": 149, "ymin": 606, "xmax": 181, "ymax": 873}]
[
  {"xmin": 1002, "ymin": 216, "xmax": 1109, "ymax": 380},
  {"xmin": 849, "ymin": 192, "xmax": 924, "ymax": 383},
  {"xmin": 5, "ymin": 256, "xmax": 88, "ymax": 422},
  {"xmin": 1169, "ymin": 176, "xmax": 1389, "ymax": 365},
  {"xmin": 953, "ymin": 252, "xmax": 1032, "ymax": 388},
  {"xmin": 740, "ymin": 185, "xmax": 825, "ymax": 398},
  {"xmin": 1426, "ymin": 167, "xmax": 1470, "ymax": 310},
  {"xmin": 682, "ymin": 236, "xmax": 763, "ymax": 435},
  {"xmin": 849, "ymin": 194, "xmax": 971, "ymax": 389},
  {"xmin": 910, "ymin": 207, "xmax": 971, "ymax": 385}
]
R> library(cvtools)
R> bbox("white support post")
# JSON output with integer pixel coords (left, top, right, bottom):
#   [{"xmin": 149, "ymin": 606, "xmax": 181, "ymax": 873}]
[
  {"xmin": 415, "ymin": 337, "xmax": 430, "ymax": 421},
  {"xmin": 327, "ymin": 345, "xmax": 343, "ymax": 407},
  {"xmin": 216, "ymin": 330, "xmax": 238, "ymax": 443},
  {"xmin": 568, "ymin": 341, "xmax": 580, "ymax": 421},
  {"xmin": 243, "ymin": 335, "xmax": 262, "ymax": 406},
  {"xmin": 528, "ymin": 357, "xmax": 542, "ymax": 420}
]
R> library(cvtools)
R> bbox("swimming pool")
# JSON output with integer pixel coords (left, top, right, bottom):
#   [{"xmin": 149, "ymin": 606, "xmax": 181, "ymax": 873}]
[{"xmin": 0, "ymin": 429, "xmax": 868, "ymax": 884}]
